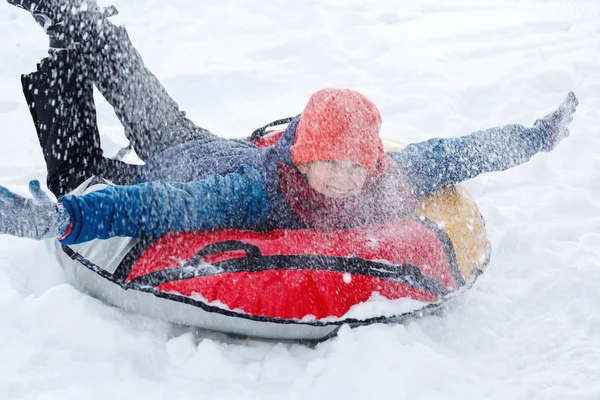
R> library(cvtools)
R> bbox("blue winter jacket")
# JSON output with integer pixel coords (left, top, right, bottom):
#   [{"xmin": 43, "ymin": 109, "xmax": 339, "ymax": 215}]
[{"xmin": 58, "ymin": 117, "xmax": 551, "ymax": 245}]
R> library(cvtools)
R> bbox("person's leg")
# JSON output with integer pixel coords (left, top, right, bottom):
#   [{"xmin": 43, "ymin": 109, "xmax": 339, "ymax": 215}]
[
  {"xmin": 21, "ymin": 50, "xmax": 138, "ymax": 198},
  {"xmin": 9, "ymin": 0, "xmax": 216, "ymax": 163},
  {"xmin": 78, "ymin": 20, "xmax": 216, "ymax": 161}
]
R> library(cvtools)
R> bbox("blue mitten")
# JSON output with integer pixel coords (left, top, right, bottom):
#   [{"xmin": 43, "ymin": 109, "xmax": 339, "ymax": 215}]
[
  {"xmin": 534, "ymin": 92, "xmax": 579, "ymax": 151},
  {"xmin": 0, "ymin": 180, "xmax": 67, "ymax": 240}
]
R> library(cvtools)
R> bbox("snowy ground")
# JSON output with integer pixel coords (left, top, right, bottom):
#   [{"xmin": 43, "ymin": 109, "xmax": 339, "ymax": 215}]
[{"xmin": 1, "ymin": 0, "xmax": 600, "ymax": 398}]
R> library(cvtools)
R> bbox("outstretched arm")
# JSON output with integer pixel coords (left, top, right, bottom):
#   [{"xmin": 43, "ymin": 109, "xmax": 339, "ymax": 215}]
[
  {"xmin": 389, "ymin": 92, "xmax": 578, "ymax": 197},
  {"xmin": 0, "ymin": 165, "xmax": 269, "ymax": 245}
]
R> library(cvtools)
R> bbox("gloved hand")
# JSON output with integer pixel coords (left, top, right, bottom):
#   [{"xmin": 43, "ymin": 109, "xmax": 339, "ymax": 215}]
[
  {"xmin": 0, "ymin": 180, "xmax": 61, "ymax": 240},
  {"xmin": 534, "ymin": 92, "xmax": 579, "ymax": 152}
]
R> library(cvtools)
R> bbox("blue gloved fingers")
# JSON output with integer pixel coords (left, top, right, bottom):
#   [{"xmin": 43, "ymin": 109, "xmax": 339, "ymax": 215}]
[
  {"xmin": 557, "ymin": 92, "xmax": 578, "ymax": 121},
  {"xmin": 28, "ymin": 180, "xmax": 53, "ymax": 205},
  {"xmin": 0, "ymin": 185, "xmax": 20, "ymax": 202},
  {"xmin": 29, "ymin": 180, "xmax": 41, "ymax": 194},
  {"xmin": 0, "ymin": 181, "xmax": 58, "ymax": 239},
  {"xmin": 563, "ymin": 91, "xmax": 579, "ymax": 110}
]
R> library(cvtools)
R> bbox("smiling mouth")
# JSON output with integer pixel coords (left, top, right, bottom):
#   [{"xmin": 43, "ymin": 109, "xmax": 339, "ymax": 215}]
[{"xmin": 326, "ymin": 186, "xmax": 353, "ymax": 196}]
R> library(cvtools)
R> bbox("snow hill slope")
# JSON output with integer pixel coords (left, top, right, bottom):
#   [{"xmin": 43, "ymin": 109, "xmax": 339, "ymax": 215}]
[{"xmin": 1, "ymin": 0, "xmax": 600, "ymax": 399}]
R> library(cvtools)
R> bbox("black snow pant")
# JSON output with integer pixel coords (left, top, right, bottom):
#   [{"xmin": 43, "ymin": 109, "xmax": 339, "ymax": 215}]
[{"xmin": 20, "ymin": 21, "xmax": 215, "ymax": 198}]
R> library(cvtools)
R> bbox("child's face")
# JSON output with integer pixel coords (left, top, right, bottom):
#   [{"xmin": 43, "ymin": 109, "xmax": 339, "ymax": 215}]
[{"xmin": 297, "ymin": 160, "xmax": 369, "ymax": 198}]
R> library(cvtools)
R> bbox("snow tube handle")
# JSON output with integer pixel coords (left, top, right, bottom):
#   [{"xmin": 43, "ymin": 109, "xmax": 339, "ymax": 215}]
[
  {"xmin": 121, "ymin": 241, "xmax": 264, "ymax": 288},
  {"xmin": 182, "ymin": 240, "xmax": 263, "ymax": 268},
  {"xmin": 249, "ymin": 117, "xmax": 295, "ymax": 142}
]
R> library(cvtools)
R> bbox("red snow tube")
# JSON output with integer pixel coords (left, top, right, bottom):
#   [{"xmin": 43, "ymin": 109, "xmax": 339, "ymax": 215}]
[
  {"xmin": 119, "ymin": 219, "xmax": 461, "ymax": 321},
  {"xmin": 58, "ymin": 131, "xmax": 490, "ymax": 340}
]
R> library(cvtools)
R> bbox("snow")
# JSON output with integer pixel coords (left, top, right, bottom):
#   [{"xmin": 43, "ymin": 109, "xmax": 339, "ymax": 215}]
[
  {"xmin": 1, "ymin": 0, "xmax": 600, "ymax": 398},
  {"xmin": 341, "ymin": 293, "xmax": 429, "ymax": 320}
]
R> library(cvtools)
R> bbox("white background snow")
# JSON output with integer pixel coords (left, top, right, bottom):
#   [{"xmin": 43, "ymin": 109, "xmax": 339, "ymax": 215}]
[{"xmin": 1, "ymin": 0, "xmax": 600, "ymax": 398}]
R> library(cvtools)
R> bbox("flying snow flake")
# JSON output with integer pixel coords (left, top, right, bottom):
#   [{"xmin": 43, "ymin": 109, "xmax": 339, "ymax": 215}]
[
  {"xmin": 366, "ymin": 236, "xmax": 379, "ymax": 249},
  {"xmin": 343, "ymin": 273, "xmax": 352, "ymax": 284}
]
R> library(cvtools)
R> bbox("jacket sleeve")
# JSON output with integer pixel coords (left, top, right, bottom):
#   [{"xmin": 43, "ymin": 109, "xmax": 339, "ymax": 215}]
[
  {"xmin": 388, "ymin": 123, "xmax": 550, "ymax": 197},
  {"xmin": 58, "ymin": 165, "xmax": 269, "ymax": 245}
]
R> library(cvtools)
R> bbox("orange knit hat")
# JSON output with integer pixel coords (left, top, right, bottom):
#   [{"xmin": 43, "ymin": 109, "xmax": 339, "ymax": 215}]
[{"xmin": 290, "ymin": 88, "xmax": 385, "ymax": 174}]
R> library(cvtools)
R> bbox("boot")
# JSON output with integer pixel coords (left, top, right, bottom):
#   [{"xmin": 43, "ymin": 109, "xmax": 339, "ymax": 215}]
[{"xmin": 6, "ymin": 0, "xmax": 118, "ymax": 49}]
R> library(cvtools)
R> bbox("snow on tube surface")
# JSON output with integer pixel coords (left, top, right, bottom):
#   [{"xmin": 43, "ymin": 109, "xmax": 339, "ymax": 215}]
[{"xmin": 55, "ymin": 133, "xmax": 490, "ymax": 341}]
